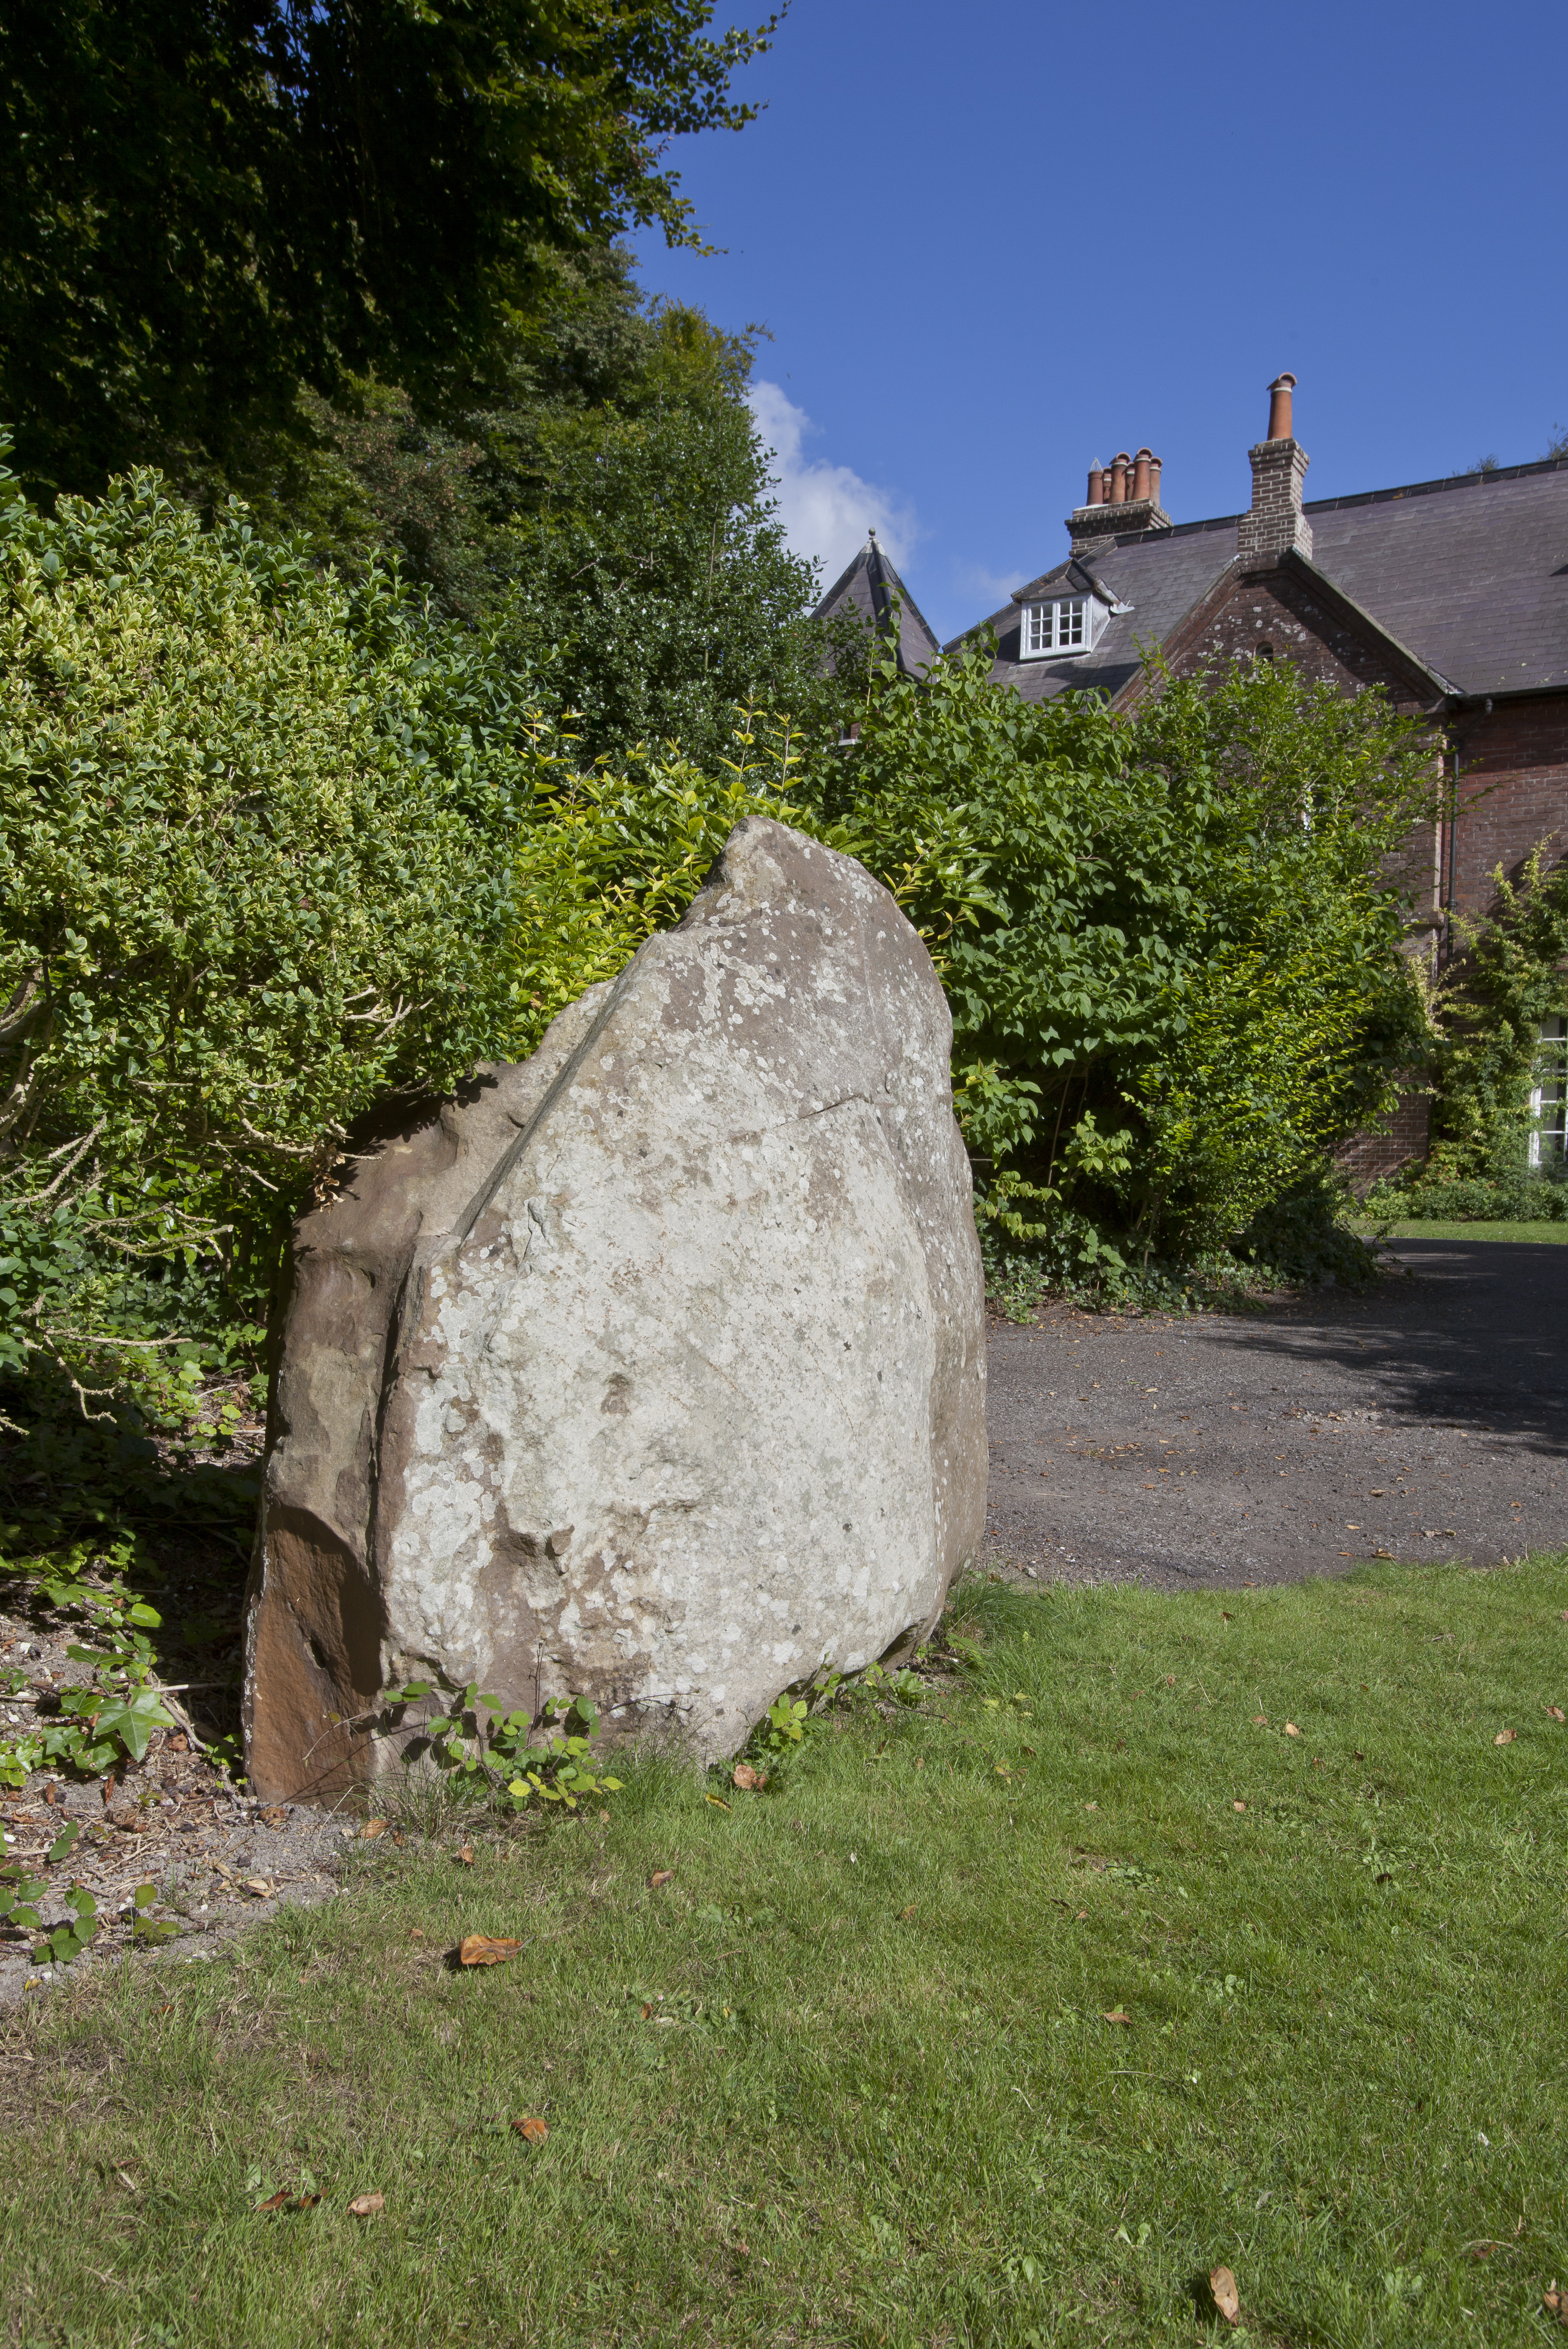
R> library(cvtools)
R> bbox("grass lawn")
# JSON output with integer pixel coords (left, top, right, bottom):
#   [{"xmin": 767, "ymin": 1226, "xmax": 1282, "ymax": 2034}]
[
  {"xmin": 1366, "ymin": 1221, "xmax": 1568, "ymax": 1245},
  {"xmin": 6, "ymin": 1561, "xmax": 1568, "ymax": 2349}
]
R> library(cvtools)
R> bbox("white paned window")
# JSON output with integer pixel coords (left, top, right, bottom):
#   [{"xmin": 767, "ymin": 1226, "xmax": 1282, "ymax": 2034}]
[
  {"xmin": 1020, "ymin": 595, "xmax": 1101, "ymax": 659},
  {"xmin": 1529, "ymin": 1016, "xmax": 1568, "ymax": 1166}
]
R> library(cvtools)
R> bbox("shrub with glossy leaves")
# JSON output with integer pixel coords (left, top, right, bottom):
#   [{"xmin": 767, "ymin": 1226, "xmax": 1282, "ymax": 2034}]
[{"xmin": 0, "ymin": 455, "xmax": 540, "ymax": 1385}]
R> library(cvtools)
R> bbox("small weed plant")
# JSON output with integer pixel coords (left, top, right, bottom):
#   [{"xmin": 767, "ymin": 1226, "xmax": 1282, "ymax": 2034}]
[
  {"xmin": 0, "ymin": 1529, "xmax": 177, "ymax": 1786},
  {"xmin": 387, "ymin": 1684, "xmax": 623, "ymax": 1814}
]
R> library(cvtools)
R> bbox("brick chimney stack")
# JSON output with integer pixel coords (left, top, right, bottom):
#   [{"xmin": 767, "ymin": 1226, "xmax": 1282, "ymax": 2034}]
[{"xmin": 1237, "ymin": 372, "xmax": 1313, "ymax": 562}]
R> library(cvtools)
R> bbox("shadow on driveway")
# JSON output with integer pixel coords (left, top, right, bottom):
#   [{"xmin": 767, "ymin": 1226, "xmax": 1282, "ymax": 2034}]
[{"xmin": 981, "ymin": 1237, "xmax": 1568, "ymax": 1591}]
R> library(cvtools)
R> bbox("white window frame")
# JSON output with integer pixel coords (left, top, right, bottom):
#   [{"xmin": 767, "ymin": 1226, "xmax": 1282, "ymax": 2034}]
[
  {"xmin": 1018, "ymin": 594, "xmax": 1106, "ymax": 660},
  {"xmin": 1530, "ymin": 1016, "xmax": 1568, "ymax": 1167}
]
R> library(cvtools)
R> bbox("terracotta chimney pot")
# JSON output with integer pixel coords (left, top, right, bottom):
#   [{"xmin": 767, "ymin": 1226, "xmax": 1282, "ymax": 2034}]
[
  {"xmin": 1131, "ymin": 447, "xmax": 1152, "ymax": 501},
  {"xmin": 1110, "ymin": 451, "xmax": 1130, "ymax": 505},
  {"xmin": 1086, "ymin": 464, "xmax": 1105, "ymax": 508},
  {"xmin": 1266, "ymin": 372, "xmax": 1297, "ymax": 443},
  {"xmin": 1149, "ymin": 455, "xmax": 1163, "ymax": 505}
]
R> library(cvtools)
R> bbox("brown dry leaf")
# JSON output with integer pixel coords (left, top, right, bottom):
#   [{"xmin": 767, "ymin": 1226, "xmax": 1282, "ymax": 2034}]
[
  {"xmin": 409, "ymin": 1927, "xmax": 425, "ymax": 1940},
  {"xmin": 732, "ymin": 1763, "xmax": 767, "ymax": 1792},
  {"xmin": 458, "ymin": 1934, "xmax": 521, "ymax": 1967},
  {"xmin": 512, "ymin": 2115, "xmax": 549, "ymax": 2145},
  {"xmin": 641, "ymin": 2002, "xmax": 654, "ymax": 2019},
  {"xmin": 1547, "ymin": 1706, "xmax": 1565, "ymax": 1723},
  {"xmin": 1102, "ymin": 2008, "xmax": 1131, "ymax": 2025},
  {"xmin": 1252, "ymin": 1714, "xmax": 1268, "ymax": 1725},
  {"xmin": 1164, "ymin": 1674, "xmax": 1176, "ymax": 1686},
  {"xmin": 348, "ymin": 2192, "xmax": 384, "ymax": 2217},
  {"xmin": 297, "ymin": 2193, "xmax": 321, "ymax": 2211},
  {"xmin": 1284, "ymin": 1722, "xmax": 1302, "ymax": 1738},
  {"xmin": 1232, "ymin": 1800, "xmax": 1248, "ymax": 1813},
  {"xmin": 244, "ymin": 1877, "xmax": 276, "ymax": 1899},
  {"xmin": 168, "ymin": 1734, "xmax": 190, "ymax": 1754},
  {"xmin": 1210, "ymin": 2265, "xmax": 1241, "ymax": 2326},
  {"xmin": 255, "ymin": 2191, "xmax": 291, "ymax": 2213},
  {"xmin": 1494, "ymin": 1729, "xmax": 1517, "ymax": 1746},
  {"xmin": 1221, "ymin": 1611, "xmax": 1233, "ymax": 1621},
  {"xmin": 648, "ymin": 1869, "xmax": 676, "ymax": 1889},
  {"xmin": 900, "ymin": 1903, "xmax": 917, "ymax": 1920},
  {"xmin": 361, "ymin": 1819, "xmax": 388, "ymax": 1840},
  {"xmin": 1074, "ymin": 1909, "xmax": 1088, "ymax": 1921},
  {"xmin": 457, "ymin": 1845, "xmax": 475, "ymax": 1865},
  {"xmin": 1543, "ymin": 2288, "xmax": 1565, "ymax": 2322}
]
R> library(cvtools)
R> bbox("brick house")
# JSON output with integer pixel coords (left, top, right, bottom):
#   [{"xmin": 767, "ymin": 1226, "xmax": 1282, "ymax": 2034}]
[{"xmin": 817, "ymin": 378, "xmax": 1568, "ymax": 1183}]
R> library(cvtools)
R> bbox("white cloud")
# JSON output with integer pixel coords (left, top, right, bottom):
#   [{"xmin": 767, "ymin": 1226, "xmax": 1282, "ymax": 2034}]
[
  {"xmin": 952, "ymin": 560, "xmax": 1031, "ymax": 615},
  {"xmin": 747, "ymin": 382, "xmax": 917, "ymax": 586}
]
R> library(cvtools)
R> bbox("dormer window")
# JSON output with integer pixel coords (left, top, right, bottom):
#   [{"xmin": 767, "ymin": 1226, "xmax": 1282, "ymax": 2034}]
[{"xmin": 1020, "ymin": 593, "xmax": 1107, "ymax": 659}]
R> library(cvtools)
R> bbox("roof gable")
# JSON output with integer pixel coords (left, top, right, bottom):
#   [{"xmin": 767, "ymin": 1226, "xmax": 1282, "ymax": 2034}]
[{"xmin": 813, "ymin": 535, "xmax": 941, "ymax": 676}]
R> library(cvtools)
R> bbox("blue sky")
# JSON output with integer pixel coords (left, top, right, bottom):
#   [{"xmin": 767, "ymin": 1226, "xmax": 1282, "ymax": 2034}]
[{"xmin": 634, "ymin": 0, "xmax": 1568, "ymax": 644}]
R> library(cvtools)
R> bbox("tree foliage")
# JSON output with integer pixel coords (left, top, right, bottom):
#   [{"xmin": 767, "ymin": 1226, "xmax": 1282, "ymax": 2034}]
[{"xmin": 0, "ymin": 0, "xmax": 775, "ymax": 497}]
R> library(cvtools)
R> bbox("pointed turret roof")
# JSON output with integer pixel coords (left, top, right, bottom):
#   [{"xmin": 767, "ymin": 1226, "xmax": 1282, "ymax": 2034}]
[{"xmin": 811, "ymin": 531, "xmax": 941, "ymax": 677}]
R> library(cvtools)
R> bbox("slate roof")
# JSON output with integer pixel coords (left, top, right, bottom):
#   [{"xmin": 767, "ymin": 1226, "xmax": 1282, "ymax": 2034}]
[
  {"xmin": 948, "ymin": 457, "xmax": 1568, "ymax": 705},
  {"xmin": 812, "ymin": 534, "xmax": 942, "ymax": 676}
]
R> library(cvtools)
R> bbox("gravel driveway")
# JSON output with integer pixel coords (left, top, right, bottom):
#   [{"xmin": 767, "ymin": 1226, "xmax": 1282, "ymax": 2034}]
[{"xmin": 981, "ymin": 1236, "xmax": 1568, "ymax": 1589}]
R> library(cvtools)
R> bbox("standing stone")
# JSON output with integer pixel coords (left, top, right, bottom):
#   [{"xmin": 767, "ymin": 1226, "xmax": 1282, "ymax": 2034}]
[{"xmin": 243, "ymin": 816, "xmax": 986, "ymax": 1799}]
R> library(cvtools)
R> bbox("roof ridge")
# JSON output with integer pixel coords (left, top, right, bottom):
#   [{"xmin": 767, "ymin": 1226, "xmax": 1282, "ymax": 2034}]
[{"xmin": 1301, "ymin": 453, "xmax": 1568, "ymax": 515}]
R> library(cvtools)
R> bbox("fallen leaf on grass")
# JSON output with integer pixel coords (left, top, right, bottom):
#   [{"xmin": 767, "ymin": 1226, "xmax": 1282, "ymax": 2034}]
[
  {"xmin": 900, "ymin": 1903, "xmax": 917, "ymax": 1920},
  {"xmin": 732, "ymin": 1763, "xmax": 767, "ymax": 1791},
  {"xmin": 1543, "ymin": 2287, "xmax": 1567, "ymax": 2327},
  {"xmin": 348, "ymin": 2192, "xmax": 384, "ymax": 2217},
  {"xmin": 1102, "ymin": 2008, "xmax": 1131, "ymax": 2025},
  {"xmin": 705, "ymin": 1793, "xmax": 732, "ymax": 1811},
  {"xmin": 256, "ymin": 2190, "xmax": 320, "ymax": 2215},
  {"xmin": 457, "ymin": 1846, "xmax": 475, "ymax": 1865},
  {"xmin": 511, "ymin": 2116, "xmax": 549, "ymax": 2145},
  {"xmin": 255, "ymin": 2191, "xmax": 291, "ymax": 2213},
  {"xmin": 1547, "ymin": 1707, "xmax": 1565, "ymax": 1723},
  {"xmin": 1494, "ymin": 1729, "xmax": 1517, "ymax": 1746},
  {"xmin": 458, "ymin": 1934, "xmax": 521, "ymax": 1967},
  {"xmin": 409, "ymin": 1927, "xmax": 424, "ymax": 1940},
  {"xmin": 361, "ymin": 1819, "xmax": 387, "ymax": 1840},
  {"xmin": 648, "ymin": 1869, "xmax": 676, "ymax": 1889},
  {"xmin": 1232, "ymin": 1801, "xmax": 1247, "ymax": 1812},
  {"xmin": 1252, "ymin": 1714, "xmax": 1268, "ymax": 1725},
  {"xmin": 1209, "ymin": 2264, "xmax": 1241, "ymax": 2326},
  {"xmin": 1284, "ymin": 1722, "xmax": 1302, "ymax": 1738}
]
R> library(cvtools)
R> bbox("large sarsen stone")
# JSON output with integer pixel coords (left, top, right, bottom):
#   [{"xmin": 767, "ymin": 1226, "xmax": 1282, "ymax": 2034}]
[{"xmin": 243, "ymin": 816, "xmax": 986, "ymax": 1798}]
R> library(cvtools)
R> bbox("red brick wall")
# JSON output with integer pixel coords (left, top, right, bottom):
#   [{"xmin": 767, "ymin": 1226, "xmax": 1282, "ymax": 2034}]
[
  {"xmin": 1336, "ymin": 1090, "xmax": 1432, "ymax": 1194},
  {"xmin": 1445, "ymin": 695, "xmax": 1568, "ymax": 923},
  {"xmin": 1162, "ymin": 571, "xmax": 1430, "ymax": 712}
]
